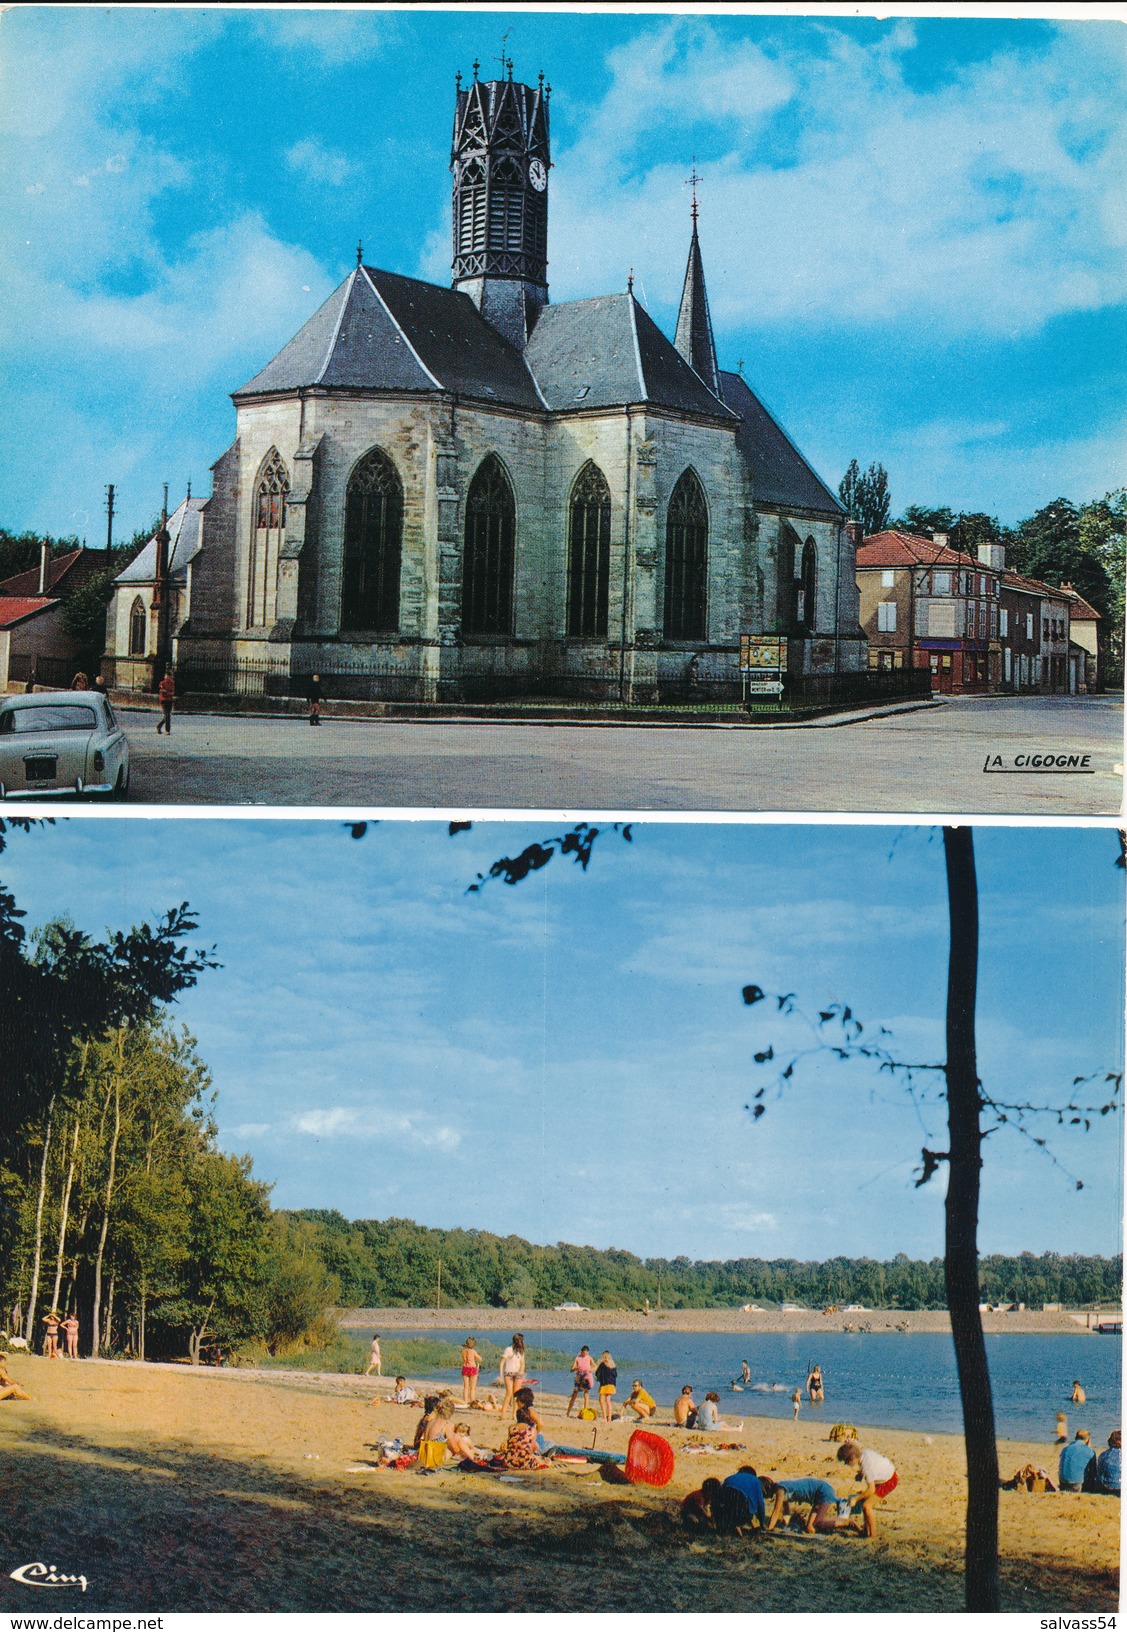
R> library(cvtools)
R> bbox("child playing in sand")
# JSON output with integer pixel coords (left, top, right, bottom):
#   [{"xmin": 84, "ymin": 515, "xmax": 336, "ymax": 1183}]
[
  {"xmin": 762, "ymin": 1475, "xmax": 845, "ymax": 1533},
  {"xmin": 681, "ymin": 1477, "xmax": 723, "ymax": 1528},
  {"xmin": 836, "ymin": 1440, "xmax": 898, "ymax": 1537}
]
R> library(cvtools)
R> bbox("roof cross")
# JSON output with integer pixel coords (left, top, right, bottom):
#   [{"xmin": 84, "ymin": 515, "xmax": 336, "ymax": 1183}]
[
  {"xmin": 356, "ymin": 239, "xmax": 363, "ymax": 268},
  {"xmin": 686, "ymin": 158, "xmax": 701, "ymax": 229}
]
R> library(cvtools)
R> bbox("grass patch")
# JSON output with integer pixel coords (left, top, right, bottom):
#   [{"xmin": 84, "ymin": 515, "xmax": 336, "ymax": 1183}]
[{"xmin": 254, "ymin": 1332, "xmax": 574, "ymax": 1376}]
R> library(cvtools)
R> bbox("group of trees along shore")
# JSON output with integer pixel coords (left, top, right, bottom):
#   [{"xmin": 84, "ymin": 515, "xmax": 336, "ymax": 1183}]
[
  {"xmin": 278, "ymin": 1209, "xmax": 1121, "ymax": 1315},
  {"xmin": 0, "ymin": 825, "xmax": 336, "ymax": 1364}
]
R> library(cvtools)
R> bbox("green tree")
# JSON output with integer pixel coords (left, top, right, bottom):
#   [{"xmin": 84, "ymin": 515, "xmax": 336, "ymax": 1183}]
[
  {"xmin": 895, "ymin": 504, "xmax": 956, "ymax": 536},
  {"xmin": 839, "ymin": 459, "xmax": 892, "ymax": 535}
]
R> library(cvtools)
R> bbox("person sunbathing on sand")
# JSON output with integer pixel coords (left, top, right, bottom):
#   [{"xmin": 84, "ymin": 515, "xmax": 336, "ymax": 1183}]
[
  {"xmin": 0, "ymin": 1355, "xmax": 30, "ymax": 1401},
  {"xmin": 836, "ymin": 1440, "xmax": 898, "ymax": 1537},
  {"xmin": 673, "ymin": 1385, "xmax": 698, "ymax": 1429},
  {"xmin": 696, "ymin": 1392, "xmax": 742, "ymax": 1433},
  {"xmin": 383, "ymin": 1376, "xmax": 421, "ymax": 1406}
]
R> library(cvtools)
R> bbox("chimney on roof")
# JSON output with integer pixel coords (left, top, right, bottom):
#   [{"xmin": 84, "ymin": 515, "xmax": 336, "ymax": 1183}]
[
  {"xmin": 845, "ymin": 520, "xmax": 863, "ymax": 547},
  {"xmin": 932, "ymin": 531, "xmax": 949, "ymax": 549},
  {"xmin": 38, "ymin": 542, "xmax": 49, "ymax": 595},
  {"xmin": 978, "ymin": 542, "xmax": 1006, "ymax": 572}
]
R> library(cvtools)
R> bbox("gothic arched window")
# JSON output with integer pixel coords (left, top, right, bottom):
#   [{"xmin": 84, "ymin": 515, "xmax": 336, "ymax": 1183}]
[
  {"xmin": 664, "ymin": 469, "xmax": 708, "ymax": 641},
  {"xmin": 248, "ymin": 449, "xmax": 289, "ymax": 629},
  {"xmin": 800, "ymin": 538, "xmax": 817, "ymax": 633},
  {"xmin": 128, "ymin": 596, "xmax": 147, "ymax": 657},
  {"xmin": 341, "ymin": 448, "xmax": 403, "ymax": 632},
  {"xmin": 463, "ymin": 456, "xmax": 515, "ymax": 637},
  {"xmin": 567, "ymin": 462, "xmax": 611, "ymax": 639}
]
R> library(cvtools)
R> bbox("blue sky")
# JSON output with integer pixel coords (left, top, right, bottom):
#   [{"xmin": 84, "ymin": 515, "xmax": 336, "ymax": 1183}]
[
  {"xmin": 3, "ymin": 818, "xmax": 1122, "ymax": 1262},
  {"xmin": 2, "ymin": 9, "xmax": 1125, "ymax": 543}
]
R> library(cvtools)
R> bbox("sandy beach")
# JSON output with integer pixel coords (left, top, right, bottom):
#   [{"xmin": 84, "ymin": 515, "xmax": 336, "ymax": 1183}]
[
  {"xmin": 0, "ymin": 1353, "xmax": 1116, "ymax": 1613},
  {"xmin": 339, "ymin": 1305, "xmax": 1110, "ymax": 1336}
]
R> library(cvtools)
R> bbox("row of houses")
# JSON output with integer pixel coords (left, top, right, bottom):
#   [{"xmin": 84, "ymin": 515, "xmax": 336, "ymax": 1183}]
[
  {"xmin": 856, "ymin": 530, "xmax": 1100, "ymax": 695},
  {"xmin": 0, "ymin": 519, "xmax": 1105, "ymax": 698}
]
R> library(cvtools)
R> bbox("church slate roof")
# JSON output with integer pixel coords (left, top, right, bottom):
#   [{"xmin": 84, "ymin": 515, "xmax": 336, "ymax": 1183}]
[
  {"xmin": 524, "ymin": 294, "xmax": 733, "ymax": 420},
  {"xmin": 233, "ymin": 266, "xmax": 543, "ymax": 410},
  {"xmin": 719, "ymin": 371, "xmax": 843, "ymax": 516},
  {"xmin": 235, "ymin": 272, "xmax": 735, "ymax": 421},
  {"xmin": 674, "ymin": 229, "xmax": 721, "ymax": 397},
  {"xmin": 115, "ymin": 498, "xmax": 206, "ymax": 585}
]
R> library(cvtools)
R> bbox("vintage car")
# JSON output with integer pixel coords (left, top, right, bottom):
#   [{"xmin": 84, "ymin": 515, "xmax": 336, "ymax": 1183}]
[{"xmin": 0, "ymin": 691, "xmax": 129, "ymax": 799}]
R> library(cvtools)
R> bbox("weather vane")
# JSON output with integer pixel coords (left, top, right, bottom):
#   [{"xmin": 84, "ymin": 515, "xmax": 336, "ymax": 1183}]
[{"xmin": 496, "ymin": 28, "xmax": 512, "ymax": 78}]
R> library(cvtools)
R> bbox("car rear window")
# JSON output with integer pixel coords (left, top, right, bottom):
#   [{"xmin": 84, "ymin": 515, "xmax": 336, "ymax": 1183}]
[{"xmin": 0, "ymin": 704, "xmax": 98, "ymax": 735}]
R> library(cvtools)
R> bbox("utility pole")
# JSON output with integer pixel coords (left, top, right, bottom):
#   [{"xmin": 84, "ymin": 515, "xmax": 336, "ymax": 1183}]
[
  {"xmin": 105, "ymin": 484, "xmax": 115, "ymax": 563},
  {"xmin": 153, "ymin": 484, "xmax": 171, "ymax": 682},
  {"xmin": 436, "ymin": 1257, "xmax": 442, "ymax": 1313}
]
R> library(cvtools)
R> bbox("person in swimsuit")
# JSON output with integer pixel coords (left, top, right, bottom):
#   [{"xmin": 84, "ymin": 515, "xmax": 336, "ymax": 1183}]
[
  {"xmin": 500, "ymin": 1333, "xmax": 526, "ymax": 1418},
  {"xmin": 42, "ymin": 1311, "xmax": 60, "ymax": 1358},
  {"xmin": 807, "ymin": 1364, "xmax": 824, "ymax": 1402},
  {"xmin": 567, "ymin": 1346, "xmax": 595, "ymax": 1416},
  {"xmin": 63, "ymin": 1313, "xmax": 80, "ymax": 1358},
  {"xmin": 1071, "ymin": 1380, "xmax": 1086, "ymax": 1405},
  {"xmin": 595, "ymin": 1351, "xmax": 618, "ymax": 1423},
  {"xmin": 365, "ymin": 1335, "xmax": 382, "ymax": 1376},
  {"xmin": 674, "ymin": 1385, "xmax": 698, "ymax": 1429},
  {"xmin": 461, "ymin": 1337, "xmax": 480, "ymax": 1405}
]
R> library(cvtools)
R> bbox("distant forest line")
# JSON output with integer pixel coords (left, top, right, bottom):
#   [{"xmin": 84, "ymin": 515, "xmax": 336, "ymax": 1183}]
[{"xmin": 282, "ymin": 1211, "xmax": 1122, "ymax": 1311}]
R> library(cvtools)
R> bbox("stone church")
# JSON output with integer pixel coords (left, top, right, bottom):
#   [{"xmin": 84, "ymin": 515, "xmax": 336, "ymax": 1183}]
[{"xmin": 114, "ymin": 65, "xmax": 863, "ymax": 702}]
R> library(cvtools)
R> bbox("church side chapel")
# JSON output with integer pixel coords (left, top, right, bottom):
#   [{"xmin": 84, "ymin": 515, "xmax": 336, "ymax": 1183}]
[{"xmin": 120, "ymin": 61, "xmax": 864, "ymax": 703}]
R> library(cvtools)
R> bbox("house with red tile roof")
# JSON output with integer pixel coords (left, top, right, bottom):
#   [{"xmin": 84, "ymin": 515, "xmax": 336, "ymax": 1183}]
[
  {"xmin": 856, "ymin": 530, "xmax": 1000, "ymax": 693},
  {"xmin": 0, "ymin": 595, "xmax": 76, "ymax": 692},
  {"xmin": 0, "ymin": 544, "xmax": 108, "ymax": 602}
]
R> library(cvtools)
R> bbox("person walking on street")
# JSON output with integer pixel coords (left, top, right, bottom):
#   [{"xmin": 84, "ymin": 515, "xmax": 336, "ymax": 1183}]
[
  {"xmin": 308, "ymin": 673, "xmax": 323, "ymax": 725},
  {"xmin": 157, "ymin": 669, "xmax": 175, "ymax": 733}
]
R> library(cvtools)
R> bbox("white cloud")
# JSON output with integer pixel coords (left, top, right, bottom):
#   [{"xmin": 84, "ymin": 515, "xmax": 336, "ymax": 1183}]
[
  {"xmin": 291, "ymin": 1105, "xmax": 461, "ymax": 1152},
  {"xmin": 540, "ymin": 21, "xmax": 1127, "ymax": 337},
  {"xmin": 285, "ymin": 137, "xmax": 358, "ymax": 188}
]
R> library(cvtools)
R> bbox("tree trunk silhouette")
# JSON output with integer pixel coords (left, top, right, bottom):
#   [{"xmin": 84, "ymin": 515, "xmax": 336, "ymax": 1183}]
[
  {"xmin": 24, "ymin": 1097, "xmax": 54, "ymax": 1345},
  {"xmin": 943, "ymin": 827, "xmax": 1000, "ymax": 1612}
]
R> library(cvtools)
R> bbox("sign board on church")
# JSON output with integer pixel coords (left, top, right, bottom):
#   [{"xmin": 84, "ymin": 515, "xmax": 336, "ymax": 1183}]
[{"xmin": 740, "ymin": 636, "xmax": 788, "ymax": 671}]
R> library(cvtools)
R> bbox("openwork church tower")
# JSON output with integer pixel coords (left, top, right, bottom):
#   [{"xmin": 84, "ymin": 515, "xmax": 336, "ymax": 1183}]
[
  {"xmin": 137, "ymin": 63, "xmax": 863, "ymax": 704},
  {"xmin": 451, "ymin": 64, "xmax": 550, "ymax": 347}
]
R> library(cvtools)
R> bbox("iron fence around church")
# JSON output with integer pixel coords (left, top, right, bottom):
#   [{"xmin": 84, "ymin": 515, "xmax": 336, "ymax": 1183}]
[{"xmin": 160, "ymin": 654, "xmax": 931, "ymax": 711}]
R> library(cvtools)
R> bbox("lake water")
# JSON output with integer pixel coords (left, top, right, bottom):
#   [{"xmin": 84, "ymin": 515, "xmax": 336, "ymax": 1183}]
[{"xmin": 371, "ymin": 1327, "xmax": 1122, "ymax": 1443}]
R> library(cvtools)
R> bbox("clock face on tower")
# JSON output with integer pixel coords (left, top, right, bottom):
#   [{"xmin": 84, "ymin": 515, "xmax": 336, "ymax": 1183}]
[{"xmin": 528, "ymin": 158, "xmax": 547, "ymax": 192}]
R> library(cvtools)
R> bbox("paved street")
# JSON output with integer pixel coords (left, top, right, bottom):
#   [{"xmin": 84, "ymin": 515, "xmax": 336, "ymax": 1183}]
[{"xmin": 116, "ymin": 694, "xmax": 1122, "ymax": 813}]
